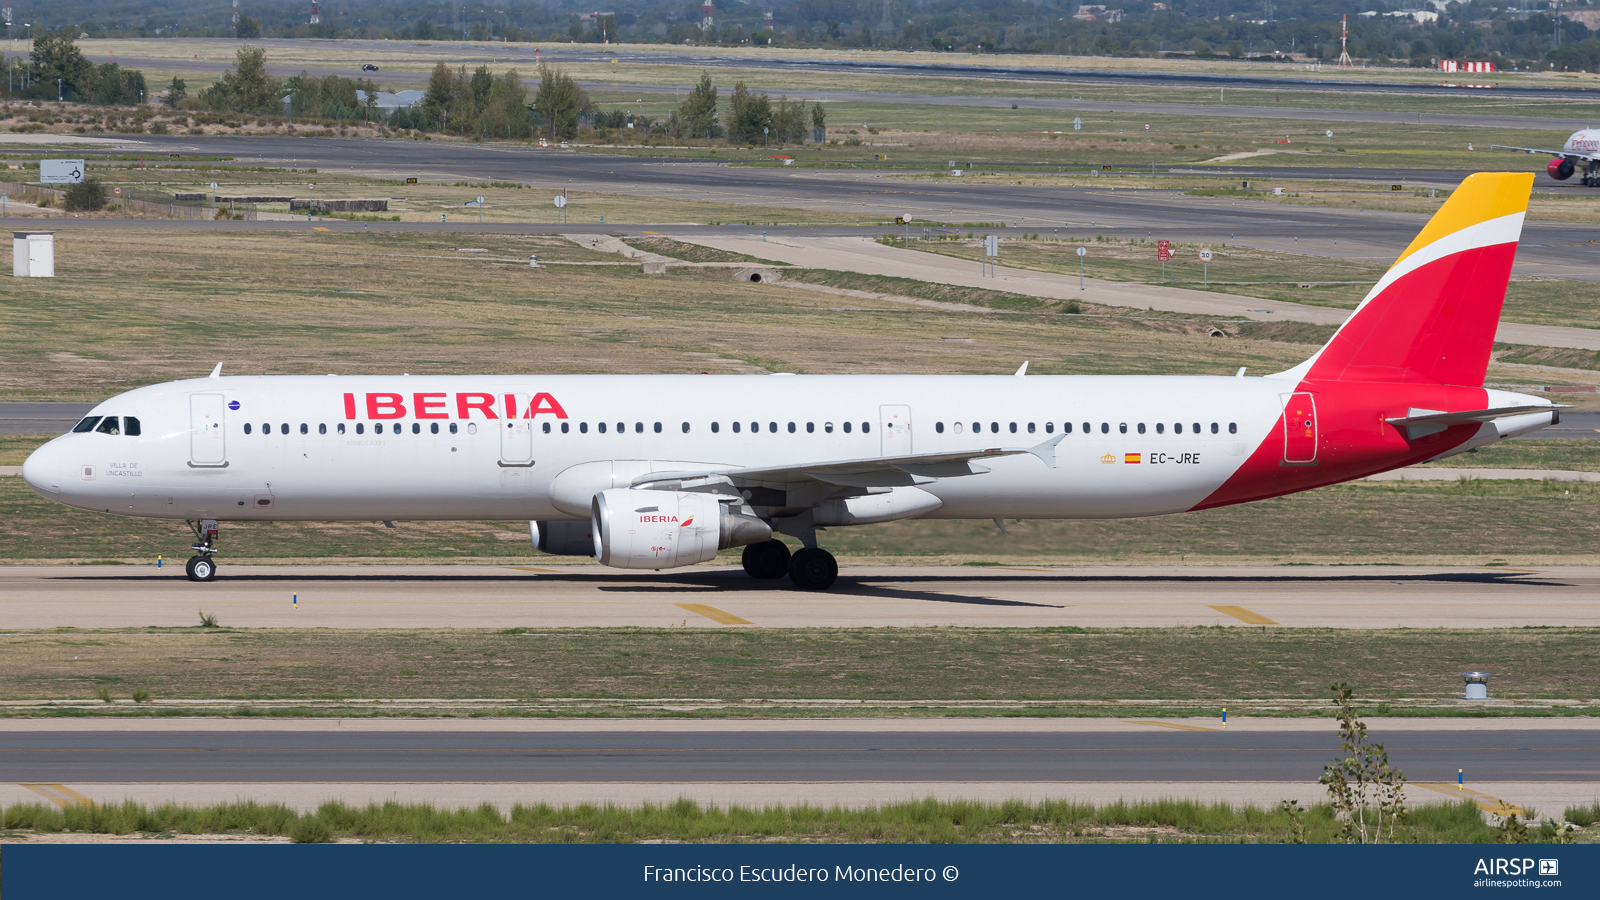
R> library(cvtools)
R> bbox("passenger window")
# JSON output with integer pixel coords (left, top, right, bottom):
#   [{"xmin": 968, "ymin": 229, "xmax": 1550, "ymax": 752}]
[
  {"xmin": 1173, "ymin": 423, "xmax": 1181, "ymax": 434},
  {"xmin": 1045, "ymin": 422, "xmax": 1053, "ymax": 433},
  {"xmin": 863, "ymin": 422, "xmax": 871, "ymax": 433},
  {"xmin": 412, "ymin": 423, "xmax": 420, "ymax": 434},
  {"xmin": 681, "ymin": 422, "xmax": 690, "ymax": 433},
  {"xmin": 1211, "ymin": 423, "xmax": 1219, "ymax": 434},
  {"xmin": 96, "ymin": 417, "xmax": 120, "ymax": 435},
  {"xmin": 261, "ymin": 423, "xmax": 269, "ymax": 434},
  {"xmin": 990, "ymin": 422, "xmax": 999, "ymax": 433},
  {"xmin": 1156, "ymin": 423, "xmax": 1163, "ymax": 434},
  {"xmin": 1028, "ymin": 423, "xmax": 1036, "ymax": 434},
  {"xmin": 1084, "ymin": 422, "xmax": 1091, "ymax": 434},
  {"xmin": 635, "ymin": 422, "xmax": 643, "ymax": 434},
  {"xmin": 356, "ymin": 423, "xmax": 364, "ymax": 434},
  {"xmin": 337, "ymin": 423, "xmax": 346, "ymax": 435},
  {"xmin": 375, "ymin": 423, "xmax": 384, "ymax": 434},
  {"xmin": 936, "ymin": 422, "xmax": 945, "ymax": 434},
  {"xmin": 540, "ymin": 422, "xmax": 549, "ymax": 434},
  {"xmin": 787, "ymin": 422, "xmax": 796, "ymax": 433},
  {"xmin": 598, "ymin": 422, "xmax": 607, "ymax": 434},
  {"xmin": 1101, "ymin": 423, "xmax": 1109, "ymax": 434},
  {"xmin": 580, "ymin": 423, "xmax": 589, "ymax": 434},
  {"xmin": 953, "ymin": 422, "xmax": 963, "ymax": 434},
  {"xmin": 281, "ymin": 423, "xmax": 289, "ymax": 435},
  {"xmin": 843, "ymin": 422, "xmax": 852, "ymax": 433},
  {"xmin": 244, "ymin": 423, "xmax": 252, "ymax": 435},
  {"xmin": 750, "ymin": 421, "xmax": 759, "ymax": 433},
  {"xmin": 72, "ymin": 416, "xmax": 102, "ymax": 433},
  {"xmin": 806, "ymin": 422, "xmax": 815, "ymax": 433},
  {"xmin": 319, "ymin": 423, "xmax": 327, "ymax": 435},
  {"xmin": 825, "ymin": 422, "xmax": 834, "ymax": 433},
  {"xmin": 653, "ymin": 422, "xmax": 662, "ymax": 433},
  {"xmin": 972, "ymin": 422, "xmax": 980, "ymax": 433},
  {"xmin": 1192, "ymin": 423, "xmax": 1200, "ymax": 434},
  {"xmin": 712, "ymin": 422, "xmax": 720, "ymax": 433},
  {"xmin": 733, "ymin": 421, "xmax": 741, "ymax": 433},
  {"xmin": 558, "ymin": 422, "xmax": 567, "ymax": 434},
  {"xmin": 1229, "ymin": 423, "xmax": 1238, "ymax": 434},
  {"xmin": 1138, "ymin": 423, "xmax": 1146, "ymax": 434},
  {"xmin": 1063, "ymin": 422, "xmax": 1072, "ymax": 434},
  {"xmin": 769, "ymin": 422, "xmax": 777, "ymax": 433},
  {"xmin": 124, "ymin": 417, "xmax": 141, "ymax": 436},
  {"xmin": 1009, "ymin": 423, "xmax": 1017, "ymax": 434},
  {"xmin": 301, "ymin": 423, "xmax": 309, "ymax": 435},
  {"xmin": 616, "ymin": 422, "xmax": 624, "ymax": 433}
]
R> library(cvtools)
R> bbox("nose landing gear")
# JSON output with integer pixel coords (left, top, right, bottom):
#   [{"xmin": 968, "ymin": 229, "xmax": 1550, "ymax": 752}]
[{"xmin": 184, "ymin": 519, "xmax": 220, "ymax": 582}]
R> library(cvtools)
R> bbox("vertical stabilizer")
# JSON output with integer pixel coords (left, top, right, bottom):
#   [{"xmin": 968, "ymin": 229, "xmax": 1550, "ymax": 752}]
[{"xmin": 1275, "ymin": 172, "xmax": 1532, "ymax": 387}]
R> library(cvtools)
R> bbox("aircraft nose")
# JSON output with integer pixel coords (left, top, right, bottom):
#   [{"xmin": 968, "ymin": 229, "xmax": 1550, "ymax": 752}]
[{"xmin": 21, "ymin": 441, "xmax": 60, "ymax": 499}]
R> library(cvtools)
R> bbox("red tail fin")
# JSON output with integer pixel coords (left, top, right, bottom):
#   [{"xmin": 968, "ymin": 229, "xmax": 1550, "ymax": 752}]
[{"xmin": 1283, "ymin": 173, "xmax": 1532, "ymax": 387}]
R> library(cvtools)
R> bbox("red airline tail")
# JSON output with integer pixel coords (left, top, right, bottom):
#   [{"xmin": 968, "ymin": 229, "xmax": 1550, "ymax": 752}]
[{"xmin": 1281, "ymin": 172, "xmax": 1533, "ymax": 387}]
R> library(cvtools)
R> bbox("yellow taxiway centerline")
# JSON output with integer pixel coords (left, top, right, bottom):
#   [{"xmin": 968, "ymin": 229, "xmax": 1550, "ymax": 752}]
[
  {"xmin": 675, "ymin": 603, "xmax": 755, "ymax": 625},
  {"xmin": 1209, "ymin": 605, "xmax": 1280, "ymax": 625}
]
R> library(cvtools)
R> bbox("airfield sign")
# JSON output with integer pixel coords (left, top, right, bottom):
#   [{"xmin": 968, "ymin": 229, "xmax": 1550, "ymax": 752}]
[
  {"xmin": 39, "ymin": 159, "xmax": 85, "ymax": 184},
  {"xmin": 1073, "ymin": 117, "xmax": 1081, "ymax": 131}
]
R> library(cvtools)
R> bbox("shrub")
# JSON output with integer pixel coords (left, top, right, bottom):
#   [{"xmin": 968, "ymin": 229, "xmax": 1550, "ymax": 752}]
[
  {"xmin": 94, "ymin": 685, "xmax": 113, "ymax": 703},
  {"xmin": 131, "ymin": 688, "xmax": 151, "ymax": 703},
  {"xmin": 289, "ymin": 815, "xmax": 334, "ymax": 843},
  {"xmin": 62, "ymin": 178, "xmax": 109, "ymax": 212}
]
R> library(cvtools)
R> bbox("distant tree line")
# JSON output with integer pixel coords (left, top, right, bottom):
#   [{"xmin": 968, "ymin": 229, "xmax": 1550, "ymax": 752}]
[
  {"xmin": 3, "ymin": 30, "xmax": 146, "ymax": 104},
  {"xmin": 24, "ymin": 0, "xmax": 1600, "ymax": 72}
]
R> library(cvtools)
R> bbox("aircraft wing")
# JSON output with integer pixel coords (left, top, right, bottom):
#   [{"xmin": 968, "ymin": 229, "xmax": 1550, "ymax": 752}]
[
  {"xmin": 634, "ymin": 435, "xmax": 1066, "ymax": 489},
  {"xmin": 1490, "ymin": 143, "xmax": 1600, "ymax": 162},
  {"xmin": 1385, "ymin": 405, "xmax": 1563, "ymax": 428}
]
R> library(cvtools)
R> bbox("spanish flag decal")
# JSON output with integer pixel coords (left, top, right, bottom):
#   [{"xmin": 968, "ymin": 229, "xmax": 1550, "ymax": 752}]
[{"xmin": 1124, "ymin": 453, "xmax": 1141, "ymax": 464}]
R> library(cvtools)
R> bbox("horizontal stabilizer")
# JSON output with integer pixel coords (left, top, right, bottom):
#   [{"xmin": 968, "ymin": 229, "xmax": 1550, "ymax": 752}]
[{"xmin": 1384, "ymin": 405, "xmax": 1563, "ymax": 427}]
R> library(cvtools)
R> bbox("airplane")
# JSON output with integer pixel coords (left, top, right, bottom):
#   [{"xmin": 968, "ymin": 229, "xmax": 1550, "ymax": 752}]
[
  {"xmin": 1492, "ymin": 129, "xmax": 1600, "ymax": 185},
  {"xmin": 22, "ymin": 172, "xmax": 1559, "ymax": 590}
]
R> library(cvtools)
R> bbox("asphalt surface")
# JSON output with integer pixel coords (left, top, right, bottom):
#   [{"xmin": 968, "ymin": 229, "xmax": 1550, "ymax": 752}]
[
  {"xmin": 9, "ymin": 136, "xmax": 1598, "ymax": 282},
  {"xmin": 2, "ymin": 729, "xmax": 1593, "ymax": 784},
  {"xmin": 6, "ymin": 565, "xmax": 1600, "ymax": 629}
]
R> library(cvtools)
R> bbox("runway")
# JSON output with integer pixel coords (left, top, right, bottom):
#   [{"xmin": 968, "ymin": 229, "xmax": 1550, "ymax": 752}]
[
  {"xmin": 0, "ymin": 719, "xmax": 1592, "ymax": 814},
  {"xmin": 12, "ymin": 135, "xmax": 1598, "ymax": 283},
  {"xmin": 3, "ymin": 564, "xmax": 1599, "ymax": 629}
]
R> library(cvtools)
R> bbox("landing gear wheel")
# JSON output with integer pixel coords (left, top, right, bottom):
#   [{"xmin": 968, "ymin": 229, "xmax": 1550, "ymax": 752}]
[
  {"xmin": 788, "ymin": 547, "xmax": 838, "ymax": 591},
  {"xmin": 742, "ymin": 540, "xmax": 792, "ymax": 580},
  {"xmin": 186, "ymin": 555, "xmax": 216, "ymax": 582}
]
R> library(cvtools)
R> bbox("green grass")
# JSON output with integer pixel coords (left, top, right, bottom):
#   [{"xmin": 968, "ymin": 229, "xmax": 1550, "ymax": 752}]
[
  {"xmin": 4, "ymin": 626, "xmax": 1597, "ymax": 707},
  {"xmin": 0, "ymin": 796, "xmax": 1565, "ymax": 844},
  {"xmin": 620, "ymin": 236, "xmax": 785, "ymax": 265},
  {"xmin": 1418, "ymin": 439, "xmax": 1600, "ymax": 472}
]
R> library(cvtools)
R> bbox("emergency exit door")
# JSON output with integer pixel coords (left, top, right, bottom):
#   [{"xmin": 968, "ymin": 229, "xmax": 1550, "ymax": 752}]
[
  {"xmin": 189, "ymin": 393, "xmax": 227, "ymax": 467},
  {"xmin": 880, "ymin": 405, "xmax": 912, "ymax": 457},
  {"xmin": 1282, "ymin": 392, "xmax": 1318, "ymax": 465},
  {"xmin": 499, "ymin": 391, "xmax": 534, "ymax": 466}
]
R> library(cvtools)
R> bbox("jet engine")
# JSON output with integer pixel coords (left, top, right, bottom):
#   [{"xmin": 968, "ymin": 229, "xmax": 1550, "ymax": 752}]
[
  {"xmin": 1548, "ymin": 157, "xmax": 1575, "ymax": 180},
  {"xmin": 591, "ymin": 489, "xmax": 772, "ymax": 569},
  {"xmin": 530, "ymin": 519, "xmax": 594, "ymax": 556}
]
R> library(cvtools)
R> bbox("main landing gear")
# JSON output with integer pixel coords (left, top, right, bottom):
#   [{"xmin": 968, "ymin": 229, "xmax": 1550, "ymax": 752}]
[
  {"xmin": 741, "ymin": 539, "xmax": 838, "ymax": 590},
  {"xmin": 184, "ymin": 518, "xmax": 220, "ymax": 582}
]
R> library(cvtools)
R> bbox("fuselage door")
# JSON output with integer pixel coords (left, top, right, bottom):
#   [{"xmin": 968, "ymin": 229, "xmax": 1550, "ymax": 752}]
[
  {"xmin": 499, "ymin": 391, "xmax": 534, "ymax": 466},
  {"xmin": 1282, "ymin": 392, "xmax": 1318, "ymax": 465},
  {"xmin": 189, "ymin": 393, "xmax": 227, "ymax": 466},
  {"xmin": 880, "ymin": 405, "xmax": 912, "ymax": 457}
]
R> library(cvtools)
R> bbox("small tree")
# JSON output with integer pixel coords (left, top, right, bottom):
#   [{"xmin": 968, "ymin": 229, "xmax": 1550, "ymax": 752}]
[
  {"xmin": 1319, "ymin": 682, "xmax": 1408, "ymax": 843},
  {"xmin": 166, "ymin": 75, "xmax": 187, "ymax": 107},
  {"xmin": 676, "ymin": 72, "xmax": 720, "ymax": 140},
  {"xmin": 63, "ymin": 177, "xmax": 109, "ymax": 212},
  {"xmin": 236, "ymin": 14, "xmax": 262, "ymax": 39}
]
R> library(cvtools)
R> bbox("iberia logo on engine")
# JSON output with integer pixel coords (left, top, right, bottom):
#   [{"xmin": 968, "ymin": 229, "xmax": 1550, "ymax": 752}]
[{"xmin": 640, "ymin": 515, "xmax": 680, "ymax": 523}]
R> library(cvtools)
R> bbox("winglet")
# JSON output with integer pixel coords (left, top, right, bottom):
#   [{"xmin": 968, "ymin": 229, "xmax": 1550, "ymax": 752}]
[
  {"xmin": 208, "ymin": 362, "xmax": 224, "ymax": 379},
  {"xmin": 1014, "ymin": 361, "xmax": 1028, "ymax": 377},
  {"xmin": 1027, "ymin": 434, "xmax": 1066, "ymax": 469}
]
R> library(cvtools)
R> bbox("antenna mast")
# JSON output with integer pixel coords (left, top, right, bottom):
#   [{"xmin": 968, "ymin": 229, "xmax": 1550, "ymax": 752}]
[{"xmin": 1337, "ymin": 14, "xmax": 1353, "ymax": 68}]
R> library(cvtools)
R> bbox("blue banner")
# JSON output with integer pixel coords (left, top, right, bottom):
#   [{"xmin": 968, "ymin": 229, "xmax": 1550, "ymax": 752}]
[{"xmin": 4, "ymin": 844, "xmax": 1595, "ymax": 898}]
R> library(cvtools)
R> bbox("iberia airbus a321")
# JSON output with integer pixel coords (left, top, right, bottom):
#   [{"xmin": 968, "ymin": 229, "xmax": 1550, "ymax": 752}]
[
  {"xmin": 22, "ymin": 173, "xmax": 1559, "ymax": 589},
  {"xmin": 1493, "ymin": 128, "xmax": 1600, "ymax": 185}
]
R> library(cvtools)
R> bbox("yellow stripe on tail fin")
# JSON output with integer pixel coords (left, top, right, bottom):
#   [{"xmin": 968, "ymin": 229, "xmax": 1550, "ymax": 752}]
[{"xmin": 1393, "ymin": 173, "xmax": 1533, "ymax": 268}]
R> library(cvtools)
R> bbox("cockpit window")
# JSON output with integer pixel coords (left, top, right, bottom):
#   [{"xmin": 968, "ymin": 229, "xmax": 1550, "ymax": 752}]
[
  {"xmin": 72, "ymin": 416, "xmax": 102, "ymax": 433},
  {"xmin": 95, "ymin": 416, "xmax": 121, "ymax": 435},
  {"xmin": 123, "ymin": 416, "xmax": 141, "ymax": 436}
]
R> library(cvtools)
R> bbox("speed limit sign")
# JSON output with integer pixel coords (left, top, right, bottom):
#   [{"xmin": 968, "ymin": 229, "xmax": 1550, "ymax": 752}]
[
  {"xmin": 1198, "ymin": 249, "xmax": 1213, "ymax": 262},
  {"xmin": 113, "ymin": 186, "xmax": 122, "ymax": 196}
]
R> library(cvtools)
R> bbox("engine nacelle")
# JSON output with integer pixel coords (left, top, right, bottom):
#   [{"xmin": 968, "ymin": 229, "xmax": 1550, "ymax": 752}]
[
  {"xmin": 591, "ymin": 489, "xmax": 772, "ymax": 569},
  {"xmin": 1549, "ymin": 157, "xmax": 1576, "ymax": 180},
  {"xmin": 530, "ymin": 519, "xmax": 594, "ymax": 556}
]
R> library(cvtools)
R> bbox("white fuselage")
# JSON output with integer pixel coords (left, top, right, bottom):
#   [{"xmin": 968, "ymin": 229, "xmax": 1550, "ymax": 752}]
[{"xmin": 25, "ymin": 373, "xmax": 1309, "ymax": 523}]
